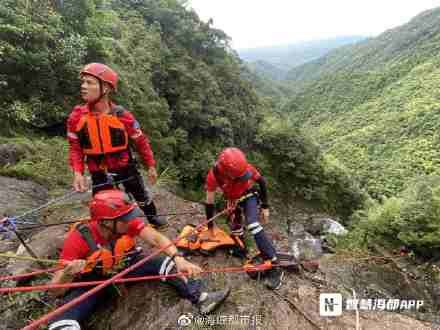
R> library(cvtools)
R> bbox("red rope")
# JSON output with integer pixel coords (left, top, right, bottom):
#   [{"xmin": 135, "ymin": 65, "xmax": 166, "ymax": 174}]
[
  {"xmin": 0, "ymin": 267, "xmax": 63, "ymax": 282},
  {"xmin": 23, "ymin": 208, "xmax": 231, "ymax": 330},
  {"xmin": 0, "ymin": 264, "xmax": 271, "ymax": 294},
  {"xmin": 0, "ymin": 250, "xmax": 148, "ymax": 282}
]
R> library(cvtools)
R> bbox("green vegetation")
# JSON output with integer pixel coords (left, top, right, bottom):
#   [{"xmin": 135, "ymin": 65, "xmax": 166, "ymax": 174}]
[
  {"xmin": 0, "ymin": 0, "xmax": 366, "ymax": 221},
  {"xmin": 0, "ymin": 0, "xmax": 264, "ymax": 189},
  {"xmin": 286, "ymin": 9, "xmax": 440, "ymax": 82},
  {"xmin": 284, "ymin": 7, "xmax": 440, "ymax": 199},
  {"xmin": 239, "ymin": 36, "xmax": 365, "ymax": 79},
  {"xmin": 276, "ymin": 6, "xmax": 440, "ymax": 257},
  {"xmin": 0, "ymin": 136, "xmax": 70, "ymax": 188},
  {"xmin": 341, "ymin": 176, "xmax": 440, "ymax": 259},
  {"xmin": 253, "ymin": 116, "xmax": 367, "ymax": 219}
]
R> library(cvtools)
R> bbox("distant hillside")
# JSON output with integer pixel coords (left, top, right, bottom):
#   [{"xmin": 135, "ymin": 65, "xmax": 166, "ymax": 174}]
[
  {"xmin": 239, "ymin": 63, "xmax": 292, "ymax": 106},
  {"xmin": 0, "ymin": 0, "xmax": 365, "ymax": 218},
  {"xmin": 284, "ymin": 7, "xmax": 440, "ymax": 198},
  {"xmin": 238, "ymin": 36, "xmax": 365, "ymax": 79},
  {"xmin": 247, "ymin": 60, "xmax": 286, "ymax": 81},
  {"xmin": 286, "ymin": 9, "xmax": 440, "ymax": 82}
]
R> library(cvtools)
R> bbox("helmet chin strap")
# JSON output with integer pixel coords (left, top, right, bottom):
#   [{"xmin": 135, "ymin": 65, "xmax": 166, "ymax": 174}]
[{"xmin": 101, "ymin": 220, "xmax": 120, "ymax": 237}]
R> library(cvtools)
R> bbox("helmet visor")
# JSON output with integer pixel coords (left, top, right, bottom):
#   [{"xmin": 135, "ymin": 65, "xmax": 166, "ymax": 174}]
[{"xmin": 118, "ymin": 207, "xmax": 144, "ymax": 222}]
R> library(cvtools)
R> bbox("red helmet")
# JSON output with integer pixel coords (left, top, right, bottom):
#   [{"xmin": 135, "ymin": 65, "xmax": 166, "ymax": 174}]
[
  {"xmin": 216, "ymin": 147, "xmax": 249, "ymax": 179},
  {"xmin": 89, "ymin": 189, "xmax": 142, "ymax": 222},
  {"xmin": 80, "ymin": 63, "xmax": 118, "ymax": 91}
]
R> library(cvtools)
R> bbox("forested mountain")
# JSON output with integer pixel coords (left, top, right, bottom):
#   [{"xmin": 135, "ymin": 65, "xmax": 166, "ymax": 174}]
[
  {"xmin": 247, "ymin": 60, "xmax": 286, "ymax": 81},
  {"xmin": 239, "ymin": 36, "xmax": 365, "ymax": 79},
  {"xmin": 286, "ymin": 9, "xmax": 440, "ymax": 82},
  {"xmin": 3, "ymin": 2, "xmax": 440, "ymax": 326},
  {"xmin": 0, "ymin": 0, "xmax": 364, "ymax": 217},
  {"xmin": 284, "ymin": 7, "xmax": 440, "ymax": 199}
]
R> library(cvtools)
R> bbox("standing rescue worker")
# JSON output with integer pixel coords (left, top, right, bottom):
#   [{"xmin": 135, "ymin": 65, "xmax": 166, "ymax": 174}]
[
  {"xmin": 204, "ymin": 147, "xmax": 283, "ymax": 290},
  {"xmin": 67, "ymin": 63, "xmax": 167, "ymax": 229},
  {"xmin": 48, "ymin": 189, "xmax": 230, "ymax": 330}
]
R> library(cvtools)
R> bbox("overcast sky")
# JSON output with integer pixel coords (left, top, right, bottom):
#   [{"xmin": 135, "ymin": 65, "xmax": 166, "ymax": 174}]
[{"xmin": 188, "ymin": 1, "xmax": 440, "ymax": 50}]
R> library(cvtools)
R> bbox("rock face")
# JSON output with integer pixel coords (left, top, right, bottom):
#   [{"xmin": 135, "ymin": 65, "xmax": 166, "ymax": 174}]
[
  {"xmin": 0, "ymin": 176, "xmax": 48, "ymax": 222},
  {"xmin": 90, "ymin": 191, "xmax": 439, "ymax": 330},
  {"xmin": 319, "ymin": 254, "xmax": 440, "ymax": 326},
  {"xmin": 95, "ymin": 252, "xmax": 435, "ymax": 330},
  {"xmin": 306, "ymin": 216, "xmax": 348, "ymax": 236},
  {"xmin": 5, "ymin": 226, "xmax": 66, "ymax": 280},
  {"xmin": 0, "ymin": 185, "xmax": 437, "ymax": 329},
  {"xmin": 0, "ymin": 176, "xmax": 49, "ymax": 265},
  {"xmin": 288, "ymin": 223, "xmax": 323, "ymax": 261}
]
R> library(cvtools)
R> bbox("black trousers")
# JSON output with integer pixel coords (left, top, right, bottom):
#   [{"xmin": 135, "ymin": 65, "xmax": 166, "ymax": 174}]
[
  {"xmin": 91, "ymin": 164, "xmax": 158, "ymax": 222},
  {"xmin": 49, "ymin": 255, "xmax": 202, "ymax": 325}
]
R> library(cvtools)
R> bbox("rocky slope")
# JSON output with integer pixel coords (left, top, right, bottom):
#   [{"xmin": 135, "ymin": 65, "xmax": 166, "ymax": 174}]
[{"xmin": 0, "ymin": 178, "xmax": 437, "ymax": 329}]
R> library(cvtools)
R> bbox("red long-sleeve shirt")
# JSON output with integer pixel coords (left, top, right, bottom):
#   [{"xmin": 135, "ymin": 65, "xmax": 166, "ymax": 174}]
[
  {"xmin": 60, "ymin": 219, "xmax": 145, "ymax": 261},
  {"xmin": 205, "ymin": 164, "xmax": 261, "ymax": 200},
  {"xmin": 67, "ymin": 104, "xmax": 156, "ymax": 174}
]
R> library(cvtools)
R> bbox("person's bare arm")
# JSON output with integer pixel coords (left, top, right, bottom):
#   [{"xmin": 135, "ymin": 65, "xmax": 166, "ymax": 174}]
[{"xmin": 138, "ymin": 226, "xmax": 202, "ymax": 276}]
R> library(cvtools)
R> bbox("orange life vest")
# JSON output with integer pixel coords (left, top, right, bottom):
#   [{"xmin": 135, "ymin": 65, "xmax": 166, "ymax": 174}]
[
  {"xmin": 75, "ymin": 107, "xmax": 128, "ymax": 156},
  {"xmin": 73, "ymin": 223, "xmax": 135, "ymax": 275},
  {"xmin": 176, "ymin": 224, "xmax": 245, "ymax": 253}
]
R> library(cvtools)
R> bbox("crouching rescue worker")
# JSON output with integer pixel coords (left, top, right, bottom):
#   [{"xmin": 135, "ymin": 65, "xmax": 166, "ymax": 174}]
[
  {"xmin": 67, "ymin": 62, "xmax": 167, "ymax": 229},
  {"xmin": 48, "ymin": 189, "xmax": 230, "ymax": 330},
  {"xmin": 204, "ymin": 147, "xmax": 283, "ymax": 290}
]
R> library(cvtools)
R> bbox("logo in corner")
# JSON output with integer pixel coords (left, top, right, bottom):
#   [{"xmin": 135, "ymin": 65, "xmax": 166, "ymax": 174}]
[
  {"xmin": 320, "ymin": 293, "xmax": 342, "ymax": 316},
  {"xmin": 177, "ymin": 313, "xmax": 193, "ymax": 327}
]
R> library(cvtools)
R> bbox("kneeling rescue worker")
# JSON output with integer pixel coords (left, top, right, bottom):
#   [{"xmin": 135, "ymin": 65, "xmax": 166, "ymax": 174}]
[
  {"xmin": 204, "ymin": 147, "xmax": 284, "ymax": 290},
  {"xmin": 48, "ymin": 189, "xmax": 230, "ymax": 330},
  {"xmin": 67, "ymin": 63, "xmax": 167, "ymax": 229}
]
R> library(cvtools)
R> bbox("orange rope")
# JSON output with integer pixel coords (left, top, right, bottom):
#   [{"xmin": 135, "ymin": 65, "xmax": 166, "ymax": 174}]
[{"xmin": 0, "ymin": 263, "xmax": 273, "ymax": 294}]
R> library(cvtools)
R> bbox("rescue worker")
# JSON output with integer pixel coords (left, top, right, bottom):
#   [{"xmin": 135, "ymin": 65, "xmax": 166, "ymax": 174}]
[
  {"xmin": 67, "ymin": 63, "xmax": 167, "ymax": 229},
  {"xmin": 204, "ymin": 147, "xmax": 283, "ymax": 290},
  {"xmin": 48, "ymin": 189, "xmax": 230, "ymax": 330}
]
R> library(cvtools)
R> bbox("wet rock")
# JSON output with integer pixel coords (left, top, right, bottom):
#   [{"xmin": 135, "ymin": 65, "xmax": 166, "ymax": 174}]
[
  {"xmin": 5, "ymin": 226, "xmax": 66, "ymax": 280},
  {"xmin": 288, "ymin": 223, "xmax": 323, "ymax": 261},
  {"xmin": 307, "ymin": 217, "xmax": 348, "ymax": 236},
  {"xmin": 0, "ymin": 176, "xmax": 48, "ymax": 221},
  {"xmin": 321, "ymin": 218, "xmax": 347, "ymax": 236}
]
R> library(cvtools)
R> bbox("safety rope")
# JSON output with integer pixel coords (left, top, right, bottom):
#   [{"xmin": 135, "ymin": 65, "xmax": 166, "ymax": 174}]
[
  {"xmin": 0, "ymin": 267, "xmax": 63, "ymax": 282},
  {"xmin": 22, "ymin": 207, "xmax": 232, "ymax": 330},
  {"xmin": 0, "ymin": 248, "xmax": 145, "ymax": 282},
  {"xmin": 0, "ymin": 191, "xmax": 266, "ymax": 287},
  {"xmin": 4, "ymin": 176, "xmax": 135, "ymax": 225},
  {"xmin": 0, "ymin": 263, "xmax": 273, "ymax": 294},
  {"xmin": 0, "ymin": 211, "xmax": 202, "ymax": 233},
  {"xmin": 6, "ymin": 191, "xmax": 262, "ymax": 330},
  {"xmin": 0, "ymin": 253, "xmax": 60, "ymax": 265}
]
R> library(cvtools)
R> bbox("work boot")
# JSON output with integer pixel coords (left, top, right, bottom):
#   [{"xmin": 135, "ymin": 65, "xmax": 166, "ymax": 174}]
[
  {"xmin": 149, "ymin": 215, "xmax": 169, "ymax": 230},
  {"xmin": 264, "ymin": 266, "xmax": 284, "ymax": 290},
  {"xmin": 197, "ymin": 288, "xmax": 231, "ymax": 314}
]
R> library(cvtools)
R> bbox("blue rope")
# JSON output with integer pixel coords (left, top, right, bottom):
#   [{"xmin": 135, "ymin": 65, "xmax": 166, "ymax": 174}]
[
  {"xmin": 0, "ymin": 176, "xmax": 136, "ymax": 240},
  {"xmin": 0, "ymin": 217, "xmax": 17, "ymax": 240},
  {"xmin": 13, "ymin": 176, "xmax": 135, "ymax": 223}
]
